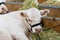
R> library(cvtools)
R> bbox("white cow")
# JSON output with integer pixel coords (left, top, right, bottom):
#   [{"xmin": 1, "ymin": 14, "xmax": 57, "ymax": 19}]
[
  {"xmin": 0, "ymin": 0, "xmax": 8, "ymax": 14},
  {"xmin": 0, "ymin": 8, "xmax": 50, "ymax": 40}
]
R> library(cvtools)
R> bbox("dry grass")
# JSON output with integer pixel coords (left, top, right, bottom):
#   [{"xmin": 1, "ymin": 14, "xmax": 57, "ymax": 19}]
[
  {"xmin": 39, "ymin": 29, "xmax": 60, "ymax": 40},
  {"xmin": 31, "ymin": 29, "xmax": 60, "ymax": 40},
  {"xmin": 19, "ymin": 0, "xmax": 39, "ymax": 10}
]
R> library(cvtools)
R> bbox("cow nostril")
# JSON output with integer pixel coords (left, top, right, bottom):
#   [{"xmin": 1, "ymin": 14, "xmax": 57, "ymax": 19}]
[
  {"xmin": 2, "ymin": 8, "xmax": 4, "ymax": 10},
  {"xmin": 35, "ymin": 28, "xmax": 41, "ymax": 33},
  {"xmin": 7, "ymin": 11, "xmax": 9, "ymax": 13},
  {"xmin": 35, "ymin": 29, "xmax": 38, "ymax": 31}
]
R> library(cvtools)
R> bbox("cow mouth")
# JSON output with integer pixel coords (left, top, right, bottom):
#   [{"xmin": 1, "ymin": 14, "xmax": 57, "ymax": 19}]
[
  {"xmin": 25, "ymin": 19, "xmax": 42, "ymax": 33},
  {"xmin": 0, "ymin": 11, "xmax": 9, "ymax": 14}
]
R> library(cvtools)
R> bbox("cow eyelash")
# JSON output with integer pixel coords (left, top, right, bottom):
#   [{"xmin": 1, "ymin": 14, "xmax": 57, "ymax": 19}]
[
  {"xmin": 26, "ymin": 18, "xmax": 30, "ymax": 21},
  {"xmin": 26, "ymin": 18, "xmax": 33, "ymax": 22},
  {"xmin": 27, "ymin": 19, "xmax": 31, "ymax": 21}
]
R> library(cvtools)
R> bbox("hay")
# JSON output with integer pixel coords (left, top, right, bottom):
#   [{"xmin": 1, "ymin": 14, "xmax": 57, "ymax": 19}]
[
  {"xmin": 42, "ymin": 0, "xmax": 60, "ymax": 6},
  {"xmin": 40, "ymin": 29, "xmax": 60, "ymax": 40},
  {"xmin": 19, "ymin": 0, "xmax": 39, "ymax": 10}
]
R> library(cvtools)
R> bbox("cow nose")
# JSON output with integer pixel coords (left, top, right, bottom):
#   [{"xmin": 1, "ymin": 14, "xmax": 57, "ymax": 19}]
[{"xmin": 35, "ymin": 28, "xmax": 41, "ymax": 33}]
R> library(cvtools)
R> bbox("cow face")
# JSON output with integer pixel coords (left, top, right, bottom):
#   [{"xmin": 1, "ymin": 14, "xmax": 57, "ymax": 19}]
[
  {"xmin": 0, "ymin": 4, "xmax": 8, "ymax": 14},
  {"xmin": 20, "ymin": 8, "xmax": 50, "ymax": 33}
]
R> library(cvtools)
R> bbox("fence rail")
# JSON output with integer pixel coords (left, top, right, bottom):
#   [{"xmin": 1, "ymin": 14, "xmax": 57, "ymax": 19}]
[
  {"xmin": 6, "ymin": 2, "xmax": 60, "ymax": 8},
  {"xmin": 6, "ymin": 2, "xmax": 24, "ymax": 4},
  {"xmin": 42, "ymin": 16, "xmax": 60, "ymax": 21},
  {"xmin": 38, "ymin": 4, "xmax": 60, "ymax": 9}
]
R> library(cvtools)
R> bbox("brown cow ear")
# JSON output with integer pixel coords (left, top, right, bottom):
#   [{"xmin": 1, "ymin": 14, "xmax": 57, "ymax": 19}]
[{"xmin": 20, "ymin": 12, "xmax": 27, "ymax": 17}]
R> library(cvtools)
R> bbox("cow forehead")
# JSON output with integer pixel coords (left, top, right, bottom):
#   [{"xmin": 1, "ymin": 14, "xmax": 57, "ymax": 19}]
[
  {"xmin": 26, "ymin": 8, "xmax": 40, "ymax": 14},
  {"xmin": 26, "ymin": 8, "xmax": 41, "ymax": 21},
  {"xmin": 26, "ymin": 8, "xmax": 41, "ymax": 18}
]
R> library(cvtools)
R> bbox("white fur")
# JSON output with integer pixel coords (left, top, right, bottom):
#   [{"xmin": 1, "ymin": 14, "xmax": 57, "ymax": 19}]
[
  {"xmin": 0, "ymin": 0, "xmax": 6, "ymax": 3},
  {"xmin": 0, "ymin": 10, "xmax": 30, "ymax": 40},
  {"xmin": 0, "ymin": 8, "xmax": 50, "ymax": 40}
]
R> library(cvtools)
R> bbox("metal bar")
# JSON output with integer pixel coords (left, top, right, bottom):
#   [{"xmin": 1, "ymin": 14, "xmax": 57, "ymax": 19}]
[
  {"xmin": 6, "ymin": 2, "xmax": 24, "ymax": 5},
  {"xmin": 6, "ymin": 2, "xmax": 60, "ymax": 8},
  {"xmin": 38, "ymin": 4, "xmax": 60, "ymax": 8},
  {"xmin": 42, "ymin": 16, "xmax": 60, "ymax": 21}
]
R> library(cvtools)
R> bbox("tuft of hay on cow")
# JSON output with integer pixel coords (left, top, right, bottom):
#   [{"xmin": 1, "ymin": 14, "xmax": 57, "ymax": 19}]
[{"xmin": 19, "ymin": 0, "xmax": 60, "ymax": 40}]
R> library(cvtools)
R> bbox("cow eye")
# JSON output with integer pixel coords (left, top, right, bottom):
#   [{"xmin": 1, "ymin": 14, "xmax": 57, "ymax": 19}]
[{"xmin": 28, "ymin": 19, "xmax": 31, "ymax": 21}]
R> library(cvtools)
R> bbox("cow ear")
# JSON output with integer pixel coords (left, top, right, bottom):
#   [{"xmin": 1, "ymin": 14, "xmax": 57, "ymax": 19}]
[
  {"xmin": 40, "ymin": 9, "xmax": 50, "ymax": 17},
  {"xmin": 20, "ymin": 12, "xmax": 27, "ymax": 17}
]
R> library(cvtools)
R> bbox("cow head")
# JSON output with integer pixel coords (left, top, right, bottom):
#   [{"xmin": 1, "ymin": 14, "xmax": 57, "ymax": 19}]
[
  {"xmin": 20, "ymin": 8, "xmax": 50, "ymax": 33},
  {"xmin": 0, "ymin": 2, "xmax": 8, "ymax": 14}
]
